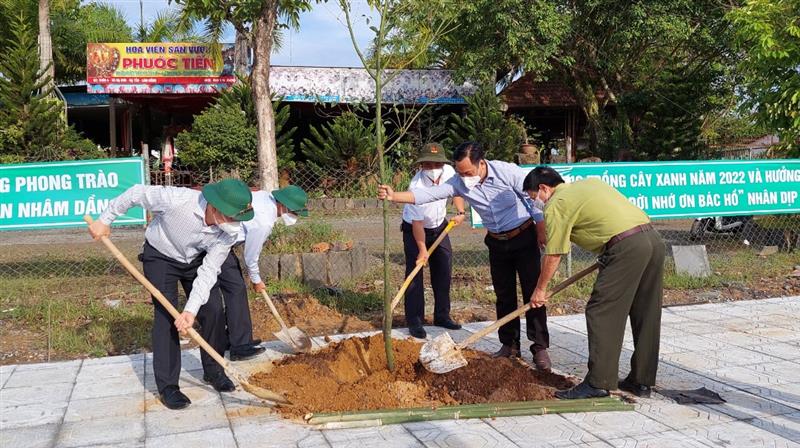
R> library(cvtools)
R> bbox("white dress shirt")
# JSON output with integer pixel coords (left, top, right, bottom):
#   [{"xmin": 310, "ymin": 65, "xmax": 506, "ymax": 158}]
[
  {"xmin": 99, "ymin": 185, "xmax": 239, "ymax": 316},
  {"xmin": 402, "ymin": 164, "xmax": 456, "ymax": 229},
  {"xmin": 236, "ymin": 190, "xmax": 278, "ymax": 284}
]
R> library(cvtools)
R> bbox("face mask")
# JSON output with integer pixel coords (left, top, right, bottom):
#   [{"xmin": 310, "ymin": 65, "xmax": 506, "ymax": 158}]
[
  {"xmin": 281, "ymin": 212, "xmax": 298, "ymax": 226},
  {"xmin": 423, "ymin": 168, "xmax": 443, "ymax": 181},
  {"xmin": 215, "ymin": 219, "xmax": 240, "ymax": 236},
  {"xmin": 462, "ymin": 175, "xmax": 481, "ymax": 190}
]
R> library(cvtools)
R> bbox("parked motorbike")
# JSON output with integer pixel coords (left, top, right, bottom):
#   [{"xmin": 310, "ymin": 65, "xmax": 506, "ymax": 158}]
[{"xmin": 689, "ymin": 215, "xmax": 753, "ymax": 240}]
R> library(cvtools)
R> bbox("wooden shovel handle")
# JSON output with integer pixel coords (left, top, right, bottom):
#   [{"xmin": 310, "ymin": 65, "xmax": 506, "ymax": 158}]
[
  {"xmin": 458, "ymin": 261, "xmax": 601, "ymax": 349},
  {"xmin": 84, "ymin": 215, "xmax": 232, "ymax": 372},
  {"xmin": 389, "ymin": 220, "xmax": 456, "ymax": 312},
  {"xmin": 260, "ymin": 289, "xmax": 290, "ymax": 332}
]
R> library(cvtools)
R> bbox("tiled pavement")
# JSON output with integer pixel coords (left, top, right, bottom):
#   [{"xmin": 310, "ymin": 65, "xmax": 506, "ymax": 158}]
[{"xmin": 1, "ymin": 296, "xmax": 799, "ymax": 448}]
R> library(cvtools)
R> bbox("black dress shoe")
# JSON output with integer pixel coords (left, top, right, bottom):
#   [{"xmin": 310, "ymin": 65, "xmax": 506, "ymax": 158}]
[
  {"xmin": 618, "ymin": 377, "xmax": 652, "ymax": 398},
  {"xmin": 433, "ymin": 317, "xmax": 462, "ymax": 330},
  {"xmin": 491, "ymin": 344, "xmax": 520, "ymax": 358},
  {"xmin": 249, "ymin": 339, "xmax": 262, "ymax": 346},
  {"xmin": 230, "ymin": 345, "xmax": 266, "ymax": 361},
  {"xmin": 203, "ymin": 372, "xmax": 236, "ymax": 393},
  {"xmin": 555, "ymin": 380, "xmax": 609, "ymax": 400},
  {"xmin": 408, "ymin": 323, "xmax": 427, "ymax": 339},
  {"xmin": 160, "ymin": 385, "xmax": 191, "ymax": 410}
]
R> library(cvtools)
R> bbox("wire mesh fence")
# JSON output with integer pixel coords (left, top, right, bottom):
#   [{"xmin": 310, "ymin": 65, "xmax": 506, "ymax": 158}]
[{"xmin": 1, "ymin": 162, "xmax": 797, "ymax": 294}]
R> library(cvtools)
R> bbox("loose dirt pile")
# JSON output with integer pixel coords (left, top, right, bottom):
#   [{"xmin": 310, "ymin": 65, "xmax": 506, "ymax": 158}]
[
  {"xmin": 250, "ymin": 293, "xmax": 374, "ymax": 341},
  {"xmin": 250, "ymin": 335, "xmax": 574, "ymax": 419}
]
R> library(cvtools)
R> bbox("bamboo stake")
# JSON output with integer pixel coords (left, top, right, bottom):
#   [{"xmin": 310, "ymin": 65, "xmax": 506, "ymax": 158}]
[{"xmin": 307, "ymin": 397, "xmax": 632, "ymax": 427}]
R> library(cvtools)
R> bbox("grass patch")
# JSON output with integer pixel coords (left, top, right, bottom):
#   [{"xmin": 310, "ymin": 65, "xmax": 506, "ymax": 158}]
[{"xmin": 264, "ymin": 220, "xmax": 348, "ymax": 255}]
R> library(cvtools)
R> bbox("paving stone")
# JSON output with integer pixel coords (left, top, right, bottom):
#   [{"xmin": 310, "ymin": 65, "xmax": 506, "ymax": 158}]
[
  {"xmin": 633, "ymin": 399, "xmax": 735, "ymax": 430},
  {"xmin": 741, "ymin": 383, "xmax": 800, "ymax": 411},
  {"xmin": 55, "ymin": 414, "xmax": 145, "ymax": 447},
  {"xmin": 484, "ymin": 414, "xmax": 600, "ymax": 447},
  {"xmin": 745, "ymin": 326, "xmax": 799, "ymax": 342},
  {"xmin": 1, "ymin": 401, "xmax": 67, "ymax": 428},
  {"xmin": 77, "ymin": 360, "xmax": 146, "ymax": 382},
  {"xmin": 0, "ymin": 382, "xmax": 73, "ymax": 407},
  {"xmin": 0, "ymin": 364, "xmax": 15, "ymax": 388},
  {"xmin": 606, "ymin": 430, "xmax": 713, "ymax": 448},
  {"xmin": 327, "ymin": 250, "xmax": 353, "ymax": 285},
  {"xmin": 680, "ymin": 420, "xmax": 800, "ymax": 448},
  {"xmin": 81, "ymin": 353, "xmax": 146, "ymax": 366},
  {"xmin": 13, "ymin": 359, "xmax": 81, "ymax": 372},
  {"xmin": 4, "ymin": 362, "xmax": 80, "ymax": 388},
  {"xmin": 561, "ymin": 410, "xmax": 672, "ymax": 440},
  {"xmin": 672, "ymin": 245, "xmax": 712, "ymax": 277},
  {"xmin": 145, "ymin": 403, "xmax": 229, "ymax": 437},
  {"xmin": 71, "ymin": 374, "xmax": 145, "ymax": 400},
  {"xmin": 146, "ymin": 427, "xmax": 237, "ymax": 448},
  {"xmin": 0, "ymin": 423, "xmax": 59, "ymax": 448},
  {"xmin": 404, "ymin": 419, "xmax": 518, "ymax": 448},
  {"xmin": 749, "ymin": 412, "xmax": 800, "ymax": 443},
  {"xmin": 232, "ymin": 416, "xmax": 331, "ymax": 448},
  {"xmin": 322, "ymin": 424, "xmax": 421, "ymax": 448},
  {"xmin": 701, "ymin": 388, "xmax": 798, "ymax": 420},
  {"xmin": 64, "ymin": 392, "xmax": 144, "ymax": 422},
  {"xmin": 302, "ymin": 252, "xmax": 329, "ymax": 288}
]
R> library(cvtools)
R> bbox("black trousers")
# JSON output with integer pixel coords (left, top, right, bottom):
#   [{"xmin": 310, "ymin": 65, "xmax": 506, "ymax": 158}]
[
  {"xmin": 484, "ymin": 224, "xmax": 549, "ymax": 350},
  {"xmin": 401, "ymin": 220, "xmax": 452, "ymax": 325},
  {"xmin": 218, "ymin": 251, "xmax": 255, "ymax": 351},
  {"xmin": 141, "ymin": 241, "xmax": 228, "ymax": 394}
]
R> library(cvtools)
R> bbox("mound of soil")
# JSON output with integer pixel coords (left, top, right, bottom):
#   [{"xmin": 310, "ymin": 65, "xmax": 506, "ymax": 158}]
[
  {"xmin": 250, "ymin": 293, "xmax": 375, "ymax": 341},
  {"xmin": 250, "ymin": 335, "xmax": 574, "ymax": 419}
]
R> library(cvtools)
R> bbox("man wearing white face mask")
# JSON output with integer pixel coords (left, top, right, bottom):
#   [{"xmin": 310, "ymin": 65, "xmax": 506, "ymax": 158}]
[
  {"xmin": 378, "ymin": 141, "xmax": 552, "ymax": 371},
  {"xmin": 88, "ymin": 179, "xmax": 254, "ymax": 410},
  {"xmin": 401, "ymin": 143, "xmax": 466, "ymax": 339},
  {"xmin": 218, "ymin": 185, "xmax": 308, "ymax": 360}
]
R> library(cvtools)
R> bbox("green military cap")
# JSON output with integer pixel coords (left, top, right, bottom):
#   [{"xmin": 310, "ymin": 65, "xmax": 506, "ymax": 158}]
[
  {"xmin": 272, "ymin": 185, "xmax": 309, "ymax": 217},
  {"xmin": 202, "ymin": 179, "xmax": 254, "ymax": 221},
  {"xmin": 414, "ymin": 142, "xmax": 448, "ymax": 164}
]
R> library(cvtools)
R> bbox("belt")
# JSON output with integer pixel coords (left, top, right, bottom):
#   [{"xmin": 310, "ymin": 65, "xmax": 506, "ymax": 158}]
[
  {"xmin": 488, "ymin": 219, "xmax": 534, "ymax": 241},
  {"xmin": 605, "ymin": 223, "xmax": 653, "ymax": 250}
]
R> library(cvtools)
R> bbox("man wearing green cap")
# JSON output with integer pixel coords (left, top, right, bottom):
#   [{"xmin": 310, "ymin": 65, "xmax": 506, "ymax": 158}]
[
  {"xmin": 219, "ymin": 184, "xmax": 308, "ymax": 359},
  {"xmin": 400, "ymin": 143, "xmax": 465, "ymax": 339},
  {"xmin": 88, "ymin": 179, "xmax": 254, "ymax": 410}
]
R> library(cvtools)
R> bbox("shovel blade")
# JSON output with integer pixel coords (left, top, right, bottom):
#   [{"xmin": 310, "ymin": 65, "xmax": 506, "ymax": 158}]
[
  {"xmin": 419, "ymin": 332, "xmax": 468, "ymax": 374},
  {"xmin": 274, "ymin": 327, "xmax": 313, "ymax": 353}
]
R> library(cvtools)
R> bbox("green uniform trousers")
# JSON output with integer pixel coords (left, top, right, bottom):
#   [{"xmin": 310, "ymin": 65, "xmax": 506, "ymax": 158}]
[{"xmin": 585, "ymin": 228, "xmax": 665, "ymax": 390}]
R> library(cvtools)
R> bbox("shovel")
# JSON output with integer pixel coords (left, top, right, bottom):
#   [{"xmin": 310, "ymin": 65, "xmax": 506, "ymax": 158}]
[
  {"xmin": 84, "ymin": 216, "xmax": 290, "ymax": 404},
  {"xmin": 420, "ymin": 261, "xmax": 600, "ymax": 374},
  {"xmin": 259, "ymin": 290, "xmax": 312, "ymax": 353},
  {"xmin": 389, "ymin": 219, "xmax": 457, "ymax": 313}
]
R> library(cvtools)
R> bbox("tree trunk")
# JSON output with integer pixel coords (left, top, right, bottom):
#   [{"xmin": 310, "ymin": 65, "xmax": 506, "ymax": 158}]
[
  {"xmin": 571, "ymin": 79, "xmax": 602, "ymax": 154},
  {"xmin": 38, "ymin": 0, "xmax": 54, "ymax": 88},
  {"xmin": 234, "ymin": 28, "xmax": 250, "ymax": 77},
  {"xmin": 252, "ymin": 2, "xmax": 279, "ymax": 190}
]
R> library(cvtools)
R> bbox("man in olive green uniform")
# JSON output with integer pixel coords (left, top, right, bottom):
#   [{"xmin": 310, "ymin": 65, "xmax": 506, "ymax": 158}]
[{"xmin": 523, "ymin": 166, "xmax": 665, "ymax": 399}]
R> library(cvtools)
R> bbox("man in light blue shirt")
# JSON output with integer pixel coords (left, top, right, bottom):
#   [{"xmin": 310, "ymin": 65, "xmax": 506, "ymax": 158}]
[{"xmin": 379, "ymin": 141, "xmax": 552, "ymax": 370}]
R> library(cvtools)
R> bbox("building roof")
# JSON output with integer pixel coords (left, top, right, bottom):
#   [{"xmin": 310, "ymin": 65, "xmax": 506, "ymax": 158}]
[{"xmin": 500, "ymin": 74, "xmax": 607, "ymax": 109}]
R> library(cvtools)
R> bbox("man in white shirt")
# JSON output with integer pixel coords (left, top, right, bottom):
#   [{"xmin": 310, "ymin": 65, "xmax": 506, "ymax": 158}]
[
  {"xmin": 402, "ymin": 143, "xmax": 466, "ymax": 338},
  {"xmin": 87, "ymin": 179, "xmax": 254, "ymax": 410},
  {"xmin": 219, "ymin": 185, "xmax": 308, "ymax": 359}
]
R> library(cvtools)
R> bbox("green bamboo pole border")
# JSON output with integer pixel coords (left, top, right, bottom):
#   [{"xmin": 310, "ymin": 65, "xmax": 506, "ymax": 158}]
[{"xmin": 306, "ymin": 397, "xmax": 633, "ymax": 428}]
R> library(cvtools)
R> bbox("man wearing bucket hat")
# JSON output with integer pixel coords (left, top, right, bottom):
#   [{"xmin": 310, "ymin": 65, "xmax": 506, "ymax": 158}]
[
  {"xmin": 88, "ymin": 179, "xmax": 254, "ymax": 410},
  {"xmin": 218, "ymin": 185, "xmax": 308, "ymax": 360},
  {"xmin": 400, "ymin": 143, "xmax": 466, "ymax": 339}
]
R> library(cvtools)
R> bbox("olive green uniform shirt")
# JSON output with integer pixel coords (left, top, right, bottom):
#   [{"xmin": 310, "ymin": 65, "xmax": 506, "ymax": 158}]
[{"xmin": 544, "ymin": 178, "xmax": 650, "ymax": 255}]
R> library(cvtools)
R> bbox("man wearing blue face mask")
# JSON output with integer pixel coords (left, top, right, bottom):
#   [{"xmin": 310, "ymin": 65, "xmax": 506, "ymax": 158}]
[
  {"xmin": 218, "ymin": 185, "xmax": 308, "ymax": 360},
  {"xmin": 88, "ymin": 179, "xmax": 254, "ymax": 410},
  {"xmin": 378, "ymin": 141, "xmax": 552, "ymax": 371}
]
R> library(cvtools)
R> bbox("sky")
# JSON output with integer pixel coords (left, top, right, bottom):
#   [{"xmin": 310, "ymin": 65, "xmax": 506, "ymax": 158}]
[{"xmin": 105, "ymin": 0, "xmax": 376, "ymax": 67}]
